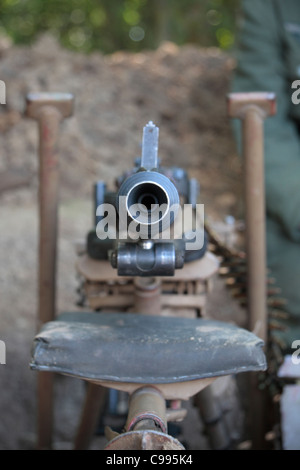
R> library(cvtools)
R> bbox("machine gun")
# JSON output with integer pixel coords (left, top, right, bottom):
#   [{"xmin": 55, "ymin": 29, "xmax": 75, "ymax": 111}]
[
  {"xmin": 26, "ymin": 92, "xmax": 267, "ymax": 451},
  {"xmin": 86, "ymin": 121, "xmax": 206, "ymax": 277}
]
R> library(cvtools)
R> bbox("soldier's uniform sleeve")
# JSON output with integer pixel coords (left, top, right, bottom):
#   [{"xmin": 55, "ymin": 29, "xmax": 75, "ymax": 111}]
[{"xmin": 231, "ymin": 0, "xmax": 300, "ymax": 243}]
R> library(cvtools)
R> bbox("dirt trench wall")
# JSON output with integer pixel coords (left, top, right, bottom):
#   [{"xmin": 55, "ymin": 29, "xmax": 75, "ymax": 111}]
[{"xmin": 0, "ymin": 35, "xmax": 241, "ymax": 219}]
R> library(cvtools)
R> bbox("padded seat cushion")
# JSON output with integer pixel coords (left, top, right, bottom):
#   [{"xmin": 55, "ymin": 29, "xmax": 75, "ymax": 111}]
[{"xmin": 30, "ymin": 312, "xmax": 266, "ymax": 384}]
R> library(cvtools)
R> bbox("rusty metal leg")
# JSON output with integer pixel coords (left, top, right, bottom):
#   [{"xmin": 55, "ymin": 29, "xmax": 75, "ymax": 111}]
[
  {"xmin": 243, "ymin": 108, "xmax": 268, "ymax": 341},
  {"xmin": 25, "ymin": 93, "xmax": 74, "ymax": 449},
  {"xmin": 37, "ymin": 371, "xmax": 54, "ymax": 449},
  {"xmin": 227, "ymin": 92, "xmax": 276, "ymax": 343},
  {"xmin": 73, "ymin": 383, "xmax": 108, "ymax": 450},
  {"xmin": 35, "ymin": 108, "xmax": 60, "ymax": 450},
  {"xmin": 227, "ymin": 92, "xmax": 277, "ymax": 449}
]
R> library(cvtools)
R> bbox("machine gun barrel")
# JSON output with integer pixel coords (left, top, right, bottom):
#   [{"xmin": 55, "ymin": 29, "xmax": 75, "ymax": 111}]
[
  {"xmin": 117, "ymin": 121, "xmax": 180, "ymax": 239},
  {"xmin": 88, "ymin": 121, "xmax": 205, "ymax": 276},
  {"xmin": 117, "ymin": 169, "xmax": 180, "ymax": 238}
]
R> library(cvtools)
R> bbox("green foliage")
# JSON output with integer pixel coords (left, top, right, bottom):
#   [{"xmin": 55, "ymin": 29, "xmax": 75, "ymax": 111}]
[{"xmin": 0, "ymin": 0, "xmax": 240, "ymax": 54}]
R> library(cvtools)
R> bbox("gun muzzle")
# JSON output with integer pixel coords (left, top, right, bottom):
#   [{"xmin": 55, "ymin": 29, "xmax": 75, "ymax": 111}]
[{"xmin": 117, "ymin": 170, "xmax": 180, "ymax": 238}]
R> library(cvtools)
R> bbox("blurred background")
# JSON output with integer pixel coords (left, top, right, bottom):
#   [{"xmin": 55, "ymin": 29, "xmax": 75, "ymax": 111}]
[{"xmin": 0, "ymin": 0, "xmax": 240, "ymax": 54}]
